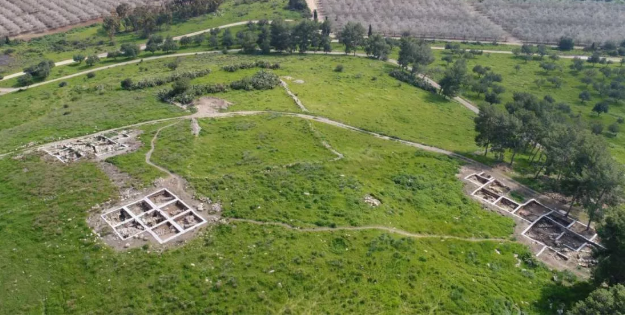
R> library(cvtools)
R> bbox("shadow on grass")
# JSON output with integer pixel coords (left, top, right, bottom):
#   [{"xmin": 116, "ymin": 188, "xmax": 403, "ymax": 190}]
[{"xmin": 536, "ymin": 280, "xmax": 594, "ymax": 314}]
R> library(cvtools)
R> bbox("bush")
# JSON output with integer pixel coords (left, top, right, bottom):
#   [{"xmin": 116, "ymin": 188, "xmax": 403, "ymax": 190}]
[
  {"xmin": 58, "ymin": 81, "xmax": 67, "ymax": 87},
  {"xmin": 86, "ymin": 72, "xmax": 96, "ymax": 79},
  {"xmin": 388, "ymin": 69, "xmax": 437, "ymax": 93},
  {"xmin": 221, "ymin": 61, "xmax": 280, "ymax": 72},
  {"xmin": 334, "ymin": 64, "xmax": 344, "ymax": 72},
  {"xmin": 231, "ymin": 70, "xmax": 280, "ymax": 90},
  {"xmin": 124, "ymin": 69, "xmax": 211, "ymax": 90},
  {"xmin": 120, "ymin": 78, "xmax": 134, "ymax": 90}
]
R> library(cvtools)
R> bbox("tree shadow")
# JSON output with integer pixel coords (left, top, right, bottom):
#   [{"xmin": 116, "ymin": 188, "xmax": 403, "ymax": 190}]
[{"xmin": 535, "ymin": 280, "xmax": 594, "ymax": 314}]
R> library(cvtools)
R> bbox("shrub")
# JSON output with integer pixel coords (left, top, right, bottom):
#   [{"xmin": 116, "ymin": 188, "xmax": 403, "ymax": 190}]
[
  {"xmin": 125, "ymin": 69, "xmax": 211, "ymax": 90},
  {"xmin": 120, "ymin": 78, "xmax": 134, "ymax": 90},
  {"xmin": 58, "ymin": 81, "xmax": 68, "ymax": 87},
  {"xmin": 334, "ymin": 64, "xmax": 344, "ymax": 72},
  {"xmin": 86, "ymin": 72, "xmax": 96, "ymax": 79},
  {"xmin": 388, "ymin": 69, "xmax": 437, "ymax": 93}
]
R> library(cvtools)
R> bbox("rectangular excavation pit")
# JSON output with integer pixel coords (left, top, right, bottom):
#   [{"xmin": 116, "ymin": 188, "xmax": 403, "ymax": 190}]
[
  {"xmin": 526, "ymin": 217, "xmax": 564, "ymax": 248},
  {"xmin": 474, "ymin": 188, "xmax": 500, "ymax": 204},
  {"xmin": 126, "ymin": 200, "xmax": 152, "ymax": 216},
  {"xmin": 152, "ymin": 221, "xmax": 180, "ymax": 241},
  {"xmin": 103, "ymin": 208, "xmax": 133, "ymax": 226},
  {"xmin": 114, "ymin": 220, "xmax": 146, "ymax": 239},
  {"xmin": 516, "ymin": 200, "xmax": 551, "ymax": 222},
  {"xmin": 148, "ymin": 189, "xmax": 176, "ymax": 206},
  {"xmin": 557, "ymin": 232, "xmax": 587, "ymax": 251},
  {"xmin": 139, "ymin": 210, "xmax": 167, "ymax": 228},
  {"xmin": 495, "ymin": 197, "xmax": 519, "ymax": 212},
  {"xmin": 173, "ymin": 211, "xmax": 204, "ymax": 230},
  {"xmin": 569, "ymin": 222, "xmax": 596, "ymax": 240},
  {"xmin": 161, "ymin": 200, "xmax": 188, "ymax": 217},
  {"xmin": 468, "ymin": 174, "xmax": 491, "ymax": 185},
  {"xmin": 486, "ymin": 180, "xmax": 510, "ymax": 195},
  {"xmin": 547, "ymin": 212, "xmax": 574, "ymax": 227},
  {"xmin": 537, "ymin": 247, "xmax": 569, "ymax": 261}
]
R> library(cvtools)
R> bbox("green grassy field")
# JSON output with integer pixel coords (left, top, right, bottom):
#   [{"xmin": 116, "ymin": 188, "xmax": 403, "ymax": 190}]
[
  {"xmin": 431, "ymin": 50, "xmax": 625, "ymax": 162},
  {"xmin": 0, "ymin": 118, "xmax": 590, "ymax": 314},
  {"xmin": 0, "ymin": 0, "xmax": 302, "ymax": 75},
  {"xmin": 0, "ymin": 53, "xmax": 478, "ymax": 156}
]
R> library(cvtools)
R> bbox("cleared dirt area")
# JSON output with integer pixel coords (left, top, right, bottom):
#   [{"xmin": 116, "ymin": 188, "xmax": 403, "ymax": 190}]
[{"xmin": 517, "ymin": 200, "xmax": 551, "ymax": 223}]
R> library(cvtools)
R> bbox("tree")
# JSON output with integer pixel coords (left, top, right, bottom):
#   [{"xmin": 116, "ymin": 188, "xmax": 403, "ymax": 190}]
[
  {"xmin": 120, "ymin": 43, "xmax": 140, "ymax": 58},
  {"xmin": 270, "ymin": 19, "xmax": 291, "ymax": 52},
  {"xmin": 179, "ymin": 36, "xmax": 192, "ymax": 46},
  {"xmin": 593, "ymin": 101, "xmax": 609, "ymax": 116},
  {"xmin": 166, "ymin": 58, "xmax": 180, "ymax": 70},
  {"xmin": 193, "ymin": 33, "xmax": 206, "ymax": 46},
  {"xmin": 322, "ymin": 35, "xmax": 332, "ymax": 54},
  {"xmin": 293, "ymin": 20, "xmax": 317, "ymax": 53},
  {"xmin": 239, "ymin": 31, "xmax": 258, "ymax": 54},
  {"xmin": 146, "ymin": 42, "xmax": 159, "ymax": 54},
  {"xmin": 485, "ymin": 92, "xmax": 501, "ymax": 105},
  {"xmin": 398, "ymin": 36, "xmax": 434, "ymax": 71},
  {"xmin": 23, "ymin": 60, "xmax": 55, "ymax": 79},
  {"xmin": 472, "ymin": 65, "xmax": 487, "ymax": 77},
  {"xmin": 609, "ymin": 122, "xmax": 620, "ymax": 135},
  {"xmin": 514, "ymin": 64, "xmax": 521, "ymax": 73},
  {"xmin": 539, "ymin": 62, "xmax": 557, "ymax": 73},
  {"xmin": 85, "ymin": 55, "xmax": 100, "ymax": 66},
  {"xmin": 172, "ymin": 77, "xmax": 190, "ymax": 95},
  {"xmin": 439, "ymin": 59, "xmax": 467, "ymax": 97},
  {"xmin": 320, "ymin": 18, "xmax": 332, "ymax": 36},
  {"xmin": 313, "ymin": 9, "xmax": 318, "ymax": 22},
  {"xmin": 365, "ymin": 34, "xmax": 390, "ymax": 60},
  {"xmin": 520, "ymin": 44, "xmax": 534, "ymax": 61},
  {"xmin": 570, "ymin": 58, "xmax": 584, "ymax": 72},
  {"xmin": 442, "ymin": 55, "xmax": 454, "ymax": 65},
  {"xmin": 579, "ymin": 90, "xmax": 592, "ymax": 103},
  {"xmin": 222, "ymin": 28, "xmax": 234, "ymax": 49},
  {"xmin": 558, "ymin": 36, "xmax": 575, "ymax": 51},
  {"xmin": 17, "ymin": 73, "xmax": 33, "ymax": 87},
  {"xmin": 257, "ymin": 25, "xmax": 271, "ymax": 54},
  {"xmin": 570, "ymin": 284, "xmax": 625, "ymax": 315},
  {"xmin": 593, "ymin": 208, "xmax": 625, "ymax": 285},
  {"xmin": 338, "ymin": 22, "xmax": 365, "ymax": 55},
  {"xmin": 474, "ymin": 103, "xmax": 500, "ymax": 155},
  {"xmin": 548, "ymin": 76, "xmax": 563, "ymax": 88},
  {"xmin": 536, "ymin": 44, "xmax": 547, "ymax": 58},
  {"xmin": 368, "ymin": 24, "xmax": 372, "ymax": 37},
  {"xmin": 102, "ymin": 16, "xmax": 120, "ymax": 41},
  {"xmin": 588, "ymin": 52, "xmax": 602, "ymax": 66},
  {"xmin": 591, "ymin": 122, "xmax": 604, "ymax": 135},
  {"xmin": 161, "ymin": 36, "xmax": 178, "ymax": 52},
  {"xmin": 73, "ymin": 54, "xmax": 85, "ymax": 64},
  {"xmin": 121, "ymin": 78, "xmax": 134, "ymax": 90}
]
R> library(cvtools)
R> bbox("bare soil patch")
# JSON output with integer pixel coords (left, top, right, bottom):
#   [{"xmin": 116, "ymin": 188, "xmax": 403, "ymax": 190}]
[
  {"xmin": 495, "ymin": 197, "xmax": 519, "ymax": 212},
  {"xmin": 193, "ymin": 97, "xmax": 232, "ymax": 116},
  {"xmin": 517, "ymin": 200, "xmax": 550, "ymax": 222}
]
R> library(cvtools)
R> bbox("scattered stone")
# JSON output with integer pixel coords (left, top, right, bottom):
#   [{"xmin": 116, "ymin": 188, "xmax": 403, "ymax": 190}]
[
  {"xmin": 293, "ymin": 79, "xmax": 305, "ymax": 84},
  {"xmin": 124, "ymin": 243, "xmax": 130, "ymax": 248},
  {"xmin": 197, "ymin": 203, "xmax": 204, "ymax": 211},
  {"xmin": 364, "ymin": 194, "xmax": 381, "ymax": 207},
  {"xmin": 209, "ymin": 203, "xmax": 223, "ymax": 213}
]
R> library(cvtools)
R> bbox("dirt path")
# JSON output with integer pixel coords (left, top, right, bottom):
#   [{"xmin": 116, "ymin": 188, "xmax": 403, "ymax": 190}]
[
  {"xmin": 228, "ymin": 218, "xmax": 508, "ymax": 242},
  {"xmin": 280, "ymin": 79, "xmax": 309, "ymax": 112}
]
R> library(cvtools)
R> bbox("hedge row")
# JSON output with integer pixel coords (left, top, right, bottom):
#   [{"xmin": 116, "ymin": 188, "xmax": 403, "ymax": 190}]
[
  {"xmin": 159, "ymin": 70, "xmax": 281, "ymax": 104},
  {"xmin": 388, "ymin": 69, "xmax": 438, "ymax": 93},
  {"xmin": 122, "ymin": 69, "xmax": 212, "ymax": 90},
  {"xmin": 221, "ymin": 61, "xmax": 280, "ymax": 72}
]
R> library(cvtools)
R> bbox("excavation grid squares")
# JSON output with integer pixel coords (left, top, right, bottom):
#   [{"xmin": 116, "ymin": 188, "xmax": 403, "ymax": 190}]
[
  {"xmin": 465, "ymin": 171, "xmax": 602, "ymax": 260},
  {"xmin": 42, "ymin": 130, "xmax": 135, "ymax": 163},
  {"xmin": 101, "ymin": 189, "xmax": 207, "ymax": 244}
]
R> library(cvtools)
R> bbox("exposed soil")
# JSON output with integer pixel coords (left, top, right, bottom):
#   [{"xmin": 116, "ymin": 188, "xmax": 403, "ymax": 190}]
[
  {"xmin": 116, "ymin": 220, "xmax": 146, "ymax": 239},
  {"xmin": 103, "ymin": 208, "xmax": 132, "ymax": 226},
  {"xmin": 557, "ymin": 232, "xmax": 586, "ymax": 251},
  {"xmin": 475, "ymin": 188, "xmax": 500, "ymax": 203},
  {"xmin": 526, "ymin": 217, "xmax": 564, "ymax": 248},
  {"xmin": 468, "ymin": 174, "xmax": 491, "ymax": 185},
  {"xmin": 517, "ymin": 201, "xmax": 551, "ymax": 222},
  {"xmin": 140, "ymin": 210, "xmax": 167, "ymax": 228},
  {"xmin": 148, "ymin": 190, "xmax": 176, "ymax": 206},
  {"xmin": 495, "ymin": 197, "xmax": 519, "ymax": 212},
  {"xmin": 153, "ymin": 221, "xmax": 180, "ymax": 240},
  {"xmin": 547, "ymin": 212, "xmax": 574, "ymax": 227},
  {"xmin": 569, "ymin": 222, "xmax": 596, "ymax": 239},
  {"xmin": 486, "ymin": 180, "xmax": 510, "ymax": 195},
  {"xmin": 193, "ymin": 97, "xmax": 232, "ymax": 116},
  {"xmin": 173, "ymin": 211, "xmax": 203, "ymax": 229},
  {"xmin": 161, "ymin": 201, "xmax": 188, "ymax": 217}
]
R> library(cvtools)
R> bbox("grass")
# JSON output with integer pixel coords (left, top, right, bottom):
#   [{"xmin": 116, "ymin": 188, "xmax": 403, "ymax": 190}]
[
  {"xmin": 0, "ymin": 53, "xmax": 479, "ymax": 156},
  {"xmin": 0, "ymin": 0, "xmax": 302, "ymax": 75},
  {"xmin": 0, "ymin": 124, "xmax": 591, "ymax": 314},
  {"xmin": 127, "ymin": 114, "xmax": 513, "ymax": 237}
]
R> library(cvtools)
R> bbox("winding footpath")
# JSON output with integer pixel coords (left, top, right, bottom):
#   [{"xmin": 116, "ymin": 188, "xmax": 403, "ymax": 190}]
[{"xmin": 228, "ymin": 218, "xmax": 508, "ymax": 242}]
